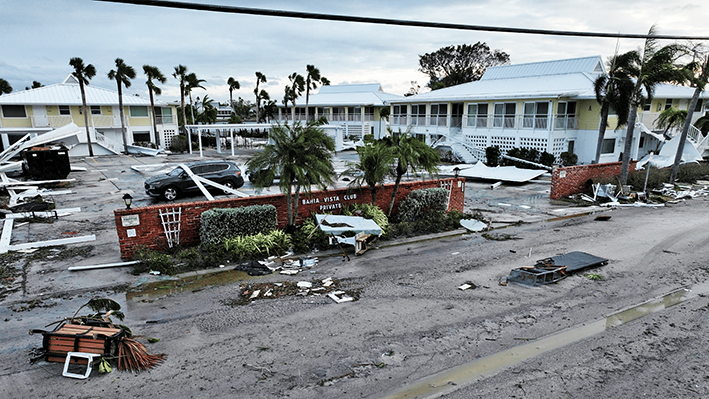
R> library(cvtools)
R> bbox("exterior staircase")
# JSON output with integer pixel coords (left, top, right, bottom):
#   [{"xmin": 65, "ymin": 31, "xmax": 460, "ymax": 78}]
[{"xmin": 432, "ymin": 131, "xmax": 484, "ymax": 164}]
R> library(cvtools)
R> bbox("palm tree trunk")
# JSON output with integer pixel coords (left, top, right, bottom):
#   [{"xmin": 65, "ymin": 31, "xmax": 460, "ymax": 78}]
[
  {"xmin": 286, "ymin": 184, "xmax": 294, "ymax": 228},
  {"xmin": 292, "ymin": 183, "xmax": 301, "ymax": 227},
  {"xmin": 594, "ymin": 105, "xmax": 610, "ymax": 164},
  {"xmin": 149, "ymin": 89, "xmax": 160, "ymax": 147},
  {"xmin": 387, "ymin": 173, "xmax": 403, "ymax": 217},
  {"xmin": 370, "ymin": 185, "xmax": 377, "ymax": 205},
  {"xmin": 620, "ymin": 104, "xmax": 639, "ymax": 185},
  {"xmin": 118, "ymin": 83, "xmax": 128, "ymax": 153},
  {"xmin": 670, "ymin": 86, "xmax": 703, "ymax": 183},
  {"xmin": 79, "ymin": 82, "xmax": 94, "ymax": 157}
]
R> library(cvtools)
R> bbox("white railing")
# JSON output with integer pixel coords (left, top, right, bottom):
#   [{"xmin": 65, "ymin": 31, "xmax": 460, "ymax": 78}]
[{"xmin": 31, "ymin": 116, "xmax": 73, "ymax": 128}]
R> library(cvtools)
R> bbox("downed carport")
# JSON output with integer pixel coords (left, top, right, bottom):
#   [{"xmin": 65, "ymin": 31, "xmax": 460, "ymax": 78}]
[
  {"xmin": 315, "ymin": 214, "xmax": 382, "ymax": 256},
  {"xmin": 507, "ymin": 251, "xmax": 608, "ymax": 287}
]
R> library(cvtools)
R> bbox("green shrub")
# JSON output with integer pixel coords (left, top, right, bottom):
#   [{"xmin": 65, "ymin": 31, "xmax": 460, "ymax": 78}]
[
  {"xmin": 132, "ymin": 246, "xmax": 177, "ymax": 275},
  {"xmin": 500, "ymin": 147, "xmax": 555, "ymax": 169},
  {"xmin": 223, "ymin": 230, "xmax": 291, "ymax": 260},
  {"xmin": 169, "ymin": 135, "xmax": 189, "ymax": 153},
  {"xmin": 290, "ymin": 218, "xmax": 329, "ymax": 254},
  {"xmin": 396, "ymin": 188, "xmax": 448, "ymax": 222},
  {"xmin": 539, "ymin": 151, "xmax": 556, "ymax": 167},
  {"xmin": 200, "ymin": 205, "xmax": 277, "ymax": 247},
  {"xmin": 485, "ymin": 146, "xmax": 501, "ymax": 166},
  {"xmin": 559, "ymin": 152, "xmax": 578, "ymax": 166},
  {"xmin": 342, "ymin": 203, "xmax": 389, "ymax": 233},
  {"xmin": 385, "ymin": 209, "xmax": 469, "ymax": 239}
]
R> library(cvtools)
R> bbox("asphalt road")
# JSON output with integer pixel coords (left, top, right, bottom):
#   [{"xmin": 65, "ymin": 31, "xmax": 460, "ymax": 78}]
[{"xmin": 3, "ymin": 151, "xmax": 707, "ymax": 398}]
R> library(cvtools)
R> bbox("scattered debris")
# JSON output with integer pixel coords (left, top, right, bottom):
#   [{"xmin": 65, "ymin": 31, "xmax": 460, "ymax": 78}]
[
  {"xmin": 507, "ymin": 251, "xmax": 608, "ymax": 287},
  {"xmin": 68, "ymin": 260, "xmax": 141, "ymax": 271},
  {"xmin": 458, "ymin": 282, "xmax": 477, "ymax": 291},
  {"xmin": 230, "ymin": 278, "xmax": 359, "ymax": 305},
  {"xmin": 594, "ymin": 215, "xmax": 612, "ymax": 221},
  {"xmin": 460, "ymin": 219, "xmax": 488, "ymax": 232},
  {"xmin": 328, "ymin": 291, "xmax": 354, "ymax": 304}
]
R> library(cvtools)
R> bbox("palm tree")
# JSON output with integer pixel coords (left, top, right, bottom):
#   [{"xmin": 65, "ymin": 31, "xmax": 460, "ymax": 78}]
[
  {"xmin": 304, "ymin": 64, "xmax": 329, "ymax": 120},
  {"xmin": 70, "ymin": 57, "xmax": 97, "ymax": 157},
  {"xmin": 172, "ymin": 65, "xmax": 188, "ymax": 134},
  {"xmin": 383, "ymin": 131, "xmax": 440, "ymax": 217},
  {"xmin": 619, "ymin": 26, "xmax": 685, "ymax": 184},
  {"xmin": 143, "ymin": 65, "xmax": 167, "ymax": 147},
  {"xmin": 185, "ymin": 72, "xmax": 206, "ymax": 125},
  {"xmin": 287, "ymin": 72, "xmax": 305, "ymax": 114},
  {"xmin": 254, "ymin": 72, "xmax": 267, "ymax": 122},
  {"xmin": 344, "ymin": 140, "xmax": 396, "ymax": 206},
  {"xmin": 592, "ymin": 52, "xmax": 634, "ymax": 163},
  {"xmin": 0, "ymin": 78, "xmax": 11, "ymax": 95},
  {"xmin": 196, "ymin": 95, "xmax": 217, "ymax": 124},
  {"xmin": 108, "ymin": 58, "xmax": 136, "ymax": 153},
  {"xmin": 670, "ymin": 51, "xmax": 709, "ymax": 183},
  {"xmin": 227, "ymin": 77, "xmax": 240, "ymax": 107},
  {"xmin": 656, "ymin": 107, "xmax": 688, "ymax": 136},
  {"xmin": 246, "ymin": 119, "xmax": 336, "ymax": 229}
]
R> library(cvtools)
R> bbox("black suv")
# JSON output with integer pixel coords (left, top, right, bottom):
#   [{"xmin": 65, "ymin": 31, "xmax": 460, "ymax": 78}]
[{"xmin": 145, "ymin": 160, "xmax": 244, "ymax": 200}]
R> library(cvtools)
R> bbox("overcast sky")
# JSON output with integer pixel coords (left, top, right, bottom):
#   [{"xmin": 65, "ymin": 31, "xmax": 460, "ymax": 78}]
[{"xmin": 1, "ymin": 0, "xmax": 707, "ymax": 105}]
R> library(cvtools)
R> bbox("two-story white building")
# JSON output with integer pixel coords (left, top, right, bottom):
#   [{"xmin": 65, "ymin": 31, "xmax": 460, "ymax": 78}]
[
  {"xmin": 277, "ymin": 83, "xmax": 403, "ymax": 140},
  {"xmin": 389, "ymin": 56, "xmax": 708, "ymax": 164},
  {"xmin": 0, "ymin": 75, "xmax": 179, "ymax": 155}
]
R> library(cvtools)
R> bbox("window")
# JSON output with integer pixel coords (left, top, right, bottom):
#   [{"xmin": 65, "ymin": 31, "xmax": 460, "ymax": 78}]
[
  {"xmin": 332, "ymin": 107, "xmax": 345, "ymax": 121},
  {"xmin": 347, "ymin": 106, "xmax": 361, "ymax": 121},
  {"xmin": 555, "ymin": 101, "xmax": 577, "ymax": 129},
  {"xmin": 493, "ymin": 103, "xmax": 516, "ymax": 128},
  {"xmin": 133, "ymin": 131, "xmax": 151, "ymax": 142},
  {"xmin": 59, "ymin": 106, "xmax": 71, "ymax": 115},
  {"xmin": 467, "ymin": 103, "xmax": 488, "ymax": 128},
  {"xmin": 129, "ymin": 106, "xmax": 149, "ymax": 117},
  {"xmin": 523, "ymin": 102, "xmax": 549, "ymax": 129},
  {"xmin": 90, "ymin": 106, "xmax": 102, "ymax": 115},
  {"xmin": 392, "ymin": 105, "xmax": 407, "ymax": 125},
  {"xmin": 1, "ymin": 105, "xmax": 26, "ymax": 118},
  {"xmin": 664, "ymin": 99, "xmax": 674, "ymax": 110},
  {"xmin": 601, "ymin": 138, "xmax": 615, "ymax": 154},
  {"xmin": 642, "ymin": 101, "xmax": 651, "ymax": 112},
  {"xmin": 411, "ymin": 104, "xmax": 426, "ymax": 125},
  {"xmin": 695, "ymin": 99, "xmax": 703, "ymax": 112},
  {"xmin": 430, "ymin": 103, "xmax": 447, "ymax": 126}
]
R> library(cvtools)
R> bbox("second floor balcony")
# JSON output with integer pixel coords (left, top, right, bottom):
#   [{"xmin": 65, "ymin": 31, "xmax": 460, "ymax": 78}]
[{"xmin": 392, "ymin": 113, "xmax": 579, "ymax": 131}]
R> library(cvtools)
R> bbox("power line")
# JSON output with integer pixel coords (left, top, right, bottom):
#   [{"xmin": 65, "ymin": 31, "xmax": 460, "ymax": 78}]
[{"xmin": 94, "ymin": 0, "xmax": 709, "ymax": 41}]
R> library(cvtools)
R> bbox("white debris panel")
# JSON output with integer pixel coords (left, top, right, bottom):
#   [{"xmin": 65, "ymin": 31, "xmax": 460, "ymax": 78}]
[
  {"xmin": 451, "ymin": 163, "xmax": 547, "ymax": 183},
  {"xmin": 637, "ymin": 135, "xmax": 703, "ymax": 169},
  {"xmin": 315, "ymin": 214, "xmax": 383, "ymax": 236}
]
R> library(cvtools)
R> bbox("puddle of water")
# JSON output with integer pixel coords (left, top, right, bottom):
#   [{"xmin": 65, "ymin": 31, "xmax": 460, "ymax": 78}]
[
  {"xmin": 126, "ymin": 269, "xmax": 257, "ymax": 301},
  {"xmin": 379, "ymin": 282, "xmax": 709, "ymax": 399}
]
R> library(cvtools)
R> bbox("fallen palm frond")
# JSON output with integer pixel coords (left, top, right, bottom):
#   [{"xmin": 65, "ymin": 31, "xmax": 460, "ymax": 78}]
[{"xmin": 117, "ymin": 337, "xmax": 166, "ymax": 372}]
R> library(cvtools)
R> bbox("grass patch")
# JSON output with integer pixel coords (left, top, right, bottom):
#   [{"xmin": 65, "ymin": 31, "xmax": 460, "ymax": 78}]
[{"xmin": 584, "ymin": 273, "xmax": 604, "ymax": 281}]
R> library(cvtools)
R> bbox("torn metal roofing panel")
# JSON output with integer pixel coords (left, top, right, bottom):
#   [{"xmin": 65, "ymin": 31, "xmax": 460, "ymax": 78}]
[
  {"xmin": 315, "ymin": 214, "xmax": 382, "ymax": 236},
  {"xmin": 457, "ymin": 163, "xmax": 547, "ymax": 183}
]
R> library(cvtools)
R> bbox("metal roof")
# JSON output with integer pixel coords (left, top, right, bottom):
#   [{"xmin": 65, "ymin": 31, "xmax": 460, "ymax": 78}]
[
  {"xmin": 0, "ymin": 75, "xmax": 163, "ymax": 106},
  {"xmin": 481, "ymin": 56, "xmax": 605, "ymax": 81},
  {"xmin": 280, "ymin": 83, "xmax": 403, "ymax": 107},
  {"xmin": 393, "ymin": 56, "xmax": 704, "ymax": 104}
]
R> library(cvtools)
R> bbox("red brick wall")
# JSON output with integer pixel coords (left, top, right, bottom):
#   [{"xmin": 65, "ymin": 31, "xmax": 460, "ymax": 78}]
[
  {"xmin": 114, "ymin": 178, "xmax": 465, "ymax": 258},
  {"xmin": 550, "ymin": 161, "xmax": 637, "ymax": 199}
]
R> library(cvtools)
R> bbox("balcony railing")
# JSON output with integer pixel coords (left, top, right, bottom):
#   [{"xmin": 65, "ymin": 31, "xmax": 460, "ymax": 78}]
[
  {"xmin": 31, "ymin": 115, "xmax": 73, "ymax": 128},
  {"xmin": 155, "ymin": 115, "xmax": 175, "ymax": 124}
]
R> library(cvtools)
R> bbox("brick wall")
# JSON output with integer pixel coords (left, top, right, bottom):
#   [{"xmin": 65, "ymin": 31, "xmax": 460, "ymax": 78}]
[
  {"xmin": 114, "ymin": 178, "xmax": 465, "ymax": 258},
  {"xmin": 550, "ymin": 161, "xmax": 637, "ymax": 199}
]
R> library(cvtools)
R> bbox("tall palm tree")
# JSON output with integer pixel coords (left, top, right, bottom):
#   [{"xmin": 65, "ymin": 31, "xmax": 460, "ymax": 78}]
[
  {"xmin": 246, "ymin": 119, "xmax": 335, "ymax": 229},
  {"xmin": 0, "ymin": 78, "xmax": 11, "ymax": 95},
  {"xmin": 143, "ymin": 65, "xmax": 167, "ymax": 147},
  {"xmin": 108, "ymin": 58, "xmax": 136, "ymax": 153},
  {"xmin": 172, "ymin": 65, "xmax": 188, "ymax": 134},
  {"xmin": 254, "ymin": 72, "xmax": 267, "ymax": 122},
  {"xmin": 592, "ymin": 52, "xmax": 634, "ymax": 163},
  {"xmin": 227, "ymin": 77, "xmax": 240, "ymax": 107},
  {"xmin": 344, "ymin": 140, "xmax": 396, "ymax": 206},
  {"xmin": 185, "ymin": 72, "xmax": 206, "ymax": 125},
  {"xmin": 288, "ymin": 72, "xmax": 305, "ymax": 114},
  {"xmin": 619, "ymin": 26, "xmax": 685, "ymax": 184},
  {"xmin": 70, "ymin": 57, "xmax": 97, "ymax": 157},
  {"xmin": 383, "ymin": 131, "xmax": 440, "ymax": 217},
  {"xmin": 670, "ymin": 51, "xmax": 709, "ymax": 183},
  {"xmin": 304, "ymin": 64, "xmax": 329, "ymax": 120}
]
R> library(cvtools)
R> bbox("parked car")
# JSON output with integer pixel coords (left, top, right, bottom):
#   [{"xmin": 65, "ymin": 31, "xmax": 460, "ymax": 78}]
[
  {"xmin": 247, "ymin": 165, "xmax": 277, "ymax": 186},
  {"xmin": 145, "ymin": 160, "xmax": 244, "ymax": 200}
]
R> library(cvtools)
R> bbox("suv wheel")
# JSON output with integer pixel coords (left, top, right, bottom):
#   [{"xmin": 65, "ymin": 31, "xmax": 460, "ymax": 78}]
[
  {"xmin": 222, "ymin": 180, "xmax": 235, "ymax": 194},
  {"xmin": 163, "ymin": 186, "xmax": 179, "ymax": 201}
]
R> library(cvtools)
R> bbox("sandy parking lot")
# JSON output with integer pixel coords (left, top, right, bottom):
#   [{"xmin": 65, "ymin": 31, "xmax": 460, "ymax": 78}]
[{"xmin": 2, "ymin": 152, "xmax": 708, "ymax": 398}]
